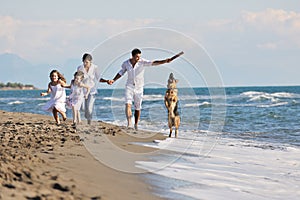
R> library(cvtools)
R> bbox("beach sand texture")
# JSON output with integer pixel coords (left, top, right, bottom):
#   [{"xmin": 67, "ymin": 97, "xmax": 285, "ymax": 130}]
[{"xmin": 0, "ymin": 111, "xmax": 166, "ymax": 200}]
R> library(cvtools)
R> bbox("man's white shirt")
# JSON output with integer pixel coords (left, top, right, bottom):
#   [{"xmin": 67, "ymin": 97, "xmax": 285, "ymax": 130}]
[{"xmin": 118, "ymin": 58, "xmax": 152, "ymax": 90}]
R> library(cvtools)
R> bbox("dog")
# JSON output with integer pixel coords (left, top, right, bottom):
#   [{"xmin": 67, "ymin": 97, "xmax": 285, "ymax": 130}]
[{"xmin": 164, "ymin": 73, "xmax": 180, "ymax": 138}]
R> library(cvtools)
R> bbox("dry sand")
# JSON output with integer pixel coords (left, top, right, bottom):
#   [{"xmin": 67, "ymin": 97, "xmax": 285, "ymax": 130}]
[{"xmin": 0, "ymin": 111, "xmax": 167, "ymax": 200}]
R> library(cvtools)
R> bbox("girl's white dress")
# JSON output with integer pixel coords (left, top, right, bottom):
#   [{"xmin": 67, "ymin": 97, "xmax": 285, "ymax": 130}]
[
  {"xmin": 43, "ymin": 84, "xmax": 66, "ymax": 112},
  {"xmin": 68, "ymin": 82, "xmax": 85, "ymax": 110}
]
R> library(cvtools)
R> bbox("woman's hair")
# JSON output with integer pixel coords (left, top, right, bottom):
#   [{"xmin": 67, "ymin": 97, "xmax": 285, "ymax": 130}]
[
  {"xmin": 49, "ymin": 69, "xmax": 66, "ymax": 83},
  {"xmin": 82, "ymin": 53, "xmax": 93, "ymax": 62}
]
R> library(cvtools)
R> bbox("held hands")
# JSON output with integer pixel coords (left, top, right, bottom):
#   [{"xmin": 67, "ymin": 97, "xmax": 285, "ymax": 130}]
[
  {"xmin": 40, "ymin": 92, "xmax": 48, "ymax": 96},
  {"xmin": 100, "ymin": 78, "xmax": 114, "ymax": 85},
  {"xmin": 107, "ymin": 80, "xmax": 114, "ymax": 85}
]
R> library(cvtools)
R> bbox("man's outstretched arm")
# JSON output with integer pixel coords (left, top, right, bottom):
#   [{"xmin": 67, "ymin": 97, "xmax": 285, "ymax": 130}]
[{"xmin": 152, "ymin": 51, "xmax": 184, "ymax": 66}]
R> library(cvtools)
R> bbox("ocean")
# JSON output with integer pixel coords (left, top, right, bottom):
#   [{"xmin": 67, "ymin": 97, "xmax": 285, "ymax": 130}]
[{"xmin": 1, "ymin": 86, "xmax": 300, "ymax": 199}]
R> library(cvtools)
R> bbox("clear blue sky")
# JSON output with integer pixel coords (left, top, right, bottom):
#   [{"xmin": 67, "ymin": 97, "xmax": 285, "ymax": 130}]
[{"xmin": 1, "ymin": 0, "xmax": 300, "ymax": 87}]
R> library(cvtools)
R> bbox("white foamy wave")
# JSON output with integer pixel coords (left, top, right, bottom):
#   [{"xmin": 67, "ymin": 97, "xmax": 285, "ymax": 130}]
[
  {"xmin": 8, "ymin": 100, "xmax": 24, "ymax": 105},
  {"xmin": 136, "ymin": 137, "xmax": 300, "ymax": 200},
  {"xmin": 247, "ymin": 94, "xmax": 279, "ymax": 103},
  {"xmin": 179, "ymin": 95, "xmax": 226, "ymax": 101},
  {"xmin": 107, "ymin": 119, "xmax": 127, "ymax": 127},
  {"xmin": 226, "ymin": 103, "xmax": 256, "ymax": 107},
  {"xmin": 1, "ymin": 97, "xmax": 47, "ymax": 101},
  {"xmin": 199, "ymin": 101, "xmax": 211, "ymax": 106},
  {"xmin": 184, "ymin": 103, "xmax": 199, "ymax": 108},
  {"xmin": 184, "ymin": 101, "xmax": 211, "ymax": 108},
  {"xmin": 242, "ymin": 91, "xmax": 300, "ymax": 100},
  {"xmin": 102, "ymin": 97, "xmax": 124, "ymax": 101},
  {"xmin": 98, "ymin": 105, "xmax": 124, "ymax": 109},
  {"xmin": 241, "ymin": 91, "xmax": 264, "ymax": 97},
  {"xmin": 257, "ymin": 102, "xmax": 289, "ymax": 108},
  {"xmin": 271, "ymin": 92, "xmax": 300, "ymax": 98},
  {"xmin": 142, "ymin": 94, "xmax": 164, "ymax": 101},
  {"xmin": 34, "ymin": 97, "xmax": 51, "ymax": 101},
  {"xmin": 39, "ymin": 97, "xmax": 51, "ymax": 101}
]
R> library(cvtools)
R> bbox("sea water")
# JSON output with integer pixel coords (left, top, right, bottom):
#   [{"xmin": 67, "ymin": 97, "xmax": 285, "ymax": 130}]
[{"xmin": 1, "ymin": 86, "xmax": 300, "ymax": 199}]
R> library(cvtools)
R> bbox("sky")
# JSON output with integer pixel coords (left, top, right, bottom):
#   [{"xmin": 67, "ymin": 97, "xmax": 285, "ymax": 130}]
[{"xmin": 1, "ymin": 0, "xmax": 300, "ymax": 88}]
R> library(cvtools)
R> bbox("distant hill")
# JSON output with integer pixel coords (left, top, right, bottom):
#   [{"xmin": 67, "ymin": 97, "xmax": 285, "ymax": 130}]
[
  {"xmin": 0, "ymin": 53, "xmax": 52, "ymax": 89},
  {"xmin": 0, "ymin": 82, "xmax": 37, "ymax": 90},
  {"xmin": 0, "ymin": 53, "xmax": 41, "ymax": 88},
  {"xmin": 0, "ymin": 53, "xmax": 82, "ymax": 89}
]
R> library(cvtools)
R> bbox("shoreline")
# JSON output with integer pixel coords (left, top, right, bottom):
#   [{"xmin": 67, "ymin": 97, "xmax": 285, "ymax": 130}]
[
  {"xmin": 0, "ymin": 110, "xmax": 167, "ymax": 199},
  {"xmin": 0, "ymin": 87, "xmax": 39, "ymax": 91}
]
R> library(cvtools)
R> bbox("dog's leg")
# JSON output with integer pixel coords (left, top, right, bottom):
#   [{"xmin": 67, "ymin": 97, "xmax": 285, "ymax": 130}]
[
  {"xmin": 175, "ymin": 116, "xmax": 180, "ymax": 138},
  {"xmin": 164, "ymin": 93, "xmax": 170, "ymax": 108},
  {"xmin": 169, "ymin": 127, "xmax": 173, "ymax": 137},
  {"xmin": 168, "ymin": 116, "xmax": 173, "ymax": 137},
  {"xmin": 175, "ymin": 119, "xmax": 178, "ymax": 138}
]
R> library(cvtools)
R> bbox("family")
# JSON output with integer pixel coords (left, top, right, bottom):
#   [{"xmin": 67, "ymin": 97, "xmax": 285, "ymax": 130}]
[{"xmin": 41, "ymin": 48, "xmax": 180, "ymax": 130}]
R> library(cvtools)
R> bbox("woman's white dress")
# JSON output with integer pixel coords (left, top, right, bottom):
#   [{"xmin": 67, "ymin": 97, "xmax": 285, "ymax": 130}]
[{"xmin": 43, "ymin": 84, "xmax": 66, "ymax": 112}]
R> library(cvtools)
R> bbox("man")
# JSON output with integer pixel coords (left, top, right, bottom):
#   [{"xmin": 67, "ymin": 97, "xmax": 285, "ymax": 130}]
[{"xmin": 108, "ymin": 48, "xmax": 178, "ymax": 130}]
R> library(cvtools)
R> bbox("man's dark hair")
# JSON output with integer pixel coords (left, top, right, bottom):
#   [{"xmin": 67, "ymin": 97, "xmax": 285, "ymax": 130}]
[
  {"xmin": 131, "ymin": 48, "xmax": 141, "ymax": 57},
  {"xmin": 82, "ymin": 53, "xmax": 93, "ymax": 62}
]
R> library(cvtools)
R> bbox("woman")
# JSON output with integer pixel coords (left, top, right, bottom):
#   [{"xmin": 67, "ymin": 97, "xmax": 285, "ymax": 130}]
[{"xmin": 77, "ymin": 53, "xmax": 108, "ymax": 124}]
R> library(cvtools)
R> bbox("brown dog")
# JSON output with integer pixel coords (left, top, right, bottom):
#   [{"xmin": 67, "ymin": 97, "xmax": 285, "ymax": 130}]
[{"xmin": 164, "ymin": 73, "xmax": 180, "ymax": 138}]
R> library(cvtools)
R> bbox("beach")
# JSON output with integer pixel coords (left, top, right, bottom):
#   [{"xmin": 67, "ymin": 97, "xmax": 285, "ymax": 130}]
[
  {"xmin": 0, "ymin": 110, "xmax": 166, "ymax": 200},
  {"xmin": 1, "ymin": 86, "xmax": 300, "ymax": 199}
]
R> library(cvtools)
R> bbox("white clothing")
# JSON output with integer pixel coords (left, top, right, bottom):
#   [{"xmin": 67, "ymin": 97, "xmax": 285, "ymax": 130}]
[
  {"xmin": 68, "ymin": 82, "xmax": 85, "ymax": 110},
  {"xmin": 43, "ymin": 84, "xmax": 66, "ymax": 113},
  {"xmin": 77, "ymin": 63, "xmax": 101, "ymax": 95},
  {"xmin": 118, "ymin": 58, "xmax": 152, "ymax": 91},
  {"xmin": 118, "ymin": 58, "xmax": 153, "ymax": 110},
  {"xmin": 125, "ymin": 85, "xmax": 143, "ymax": 110}
]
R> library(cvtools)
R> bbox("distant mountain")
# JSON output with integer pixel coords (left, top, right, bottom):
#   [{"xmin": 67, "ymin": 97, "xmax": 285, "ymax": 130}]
[
  {"xmin": 0, "ymin": 53, "xmax": 31, "ymax": 80},
  {"xmin": 0, "ymin": 53, "xmax": 50, "ymax": 89},
  {"xmin": 0, "ymin": 53, "xmax": 32, "ymax": 68},
  {"xmin": 1, "ymin": 53, "xmax": 35, "ymax": 86},
  {"xmin": 0, "ymin": 53, "xmax": 83, "ymax": 89}
]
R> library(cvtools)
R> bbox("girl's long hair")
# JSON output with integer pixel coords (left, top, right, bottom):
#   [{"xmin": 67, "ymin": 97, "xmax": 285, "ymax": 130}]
[{"xmin": 49, "ymin": 69, "xmax": 66, "ymax": 83}]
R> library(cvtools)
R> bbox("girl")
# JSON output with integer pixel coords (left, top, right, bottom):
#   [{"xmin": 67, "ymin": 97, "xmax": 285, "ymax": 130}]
[
  {"xmin": 67, "ymin": 71, "xmax": 90, "ymax": 127},
  {"xmin": 41, "ymin": 69, "xmax": 67, "ymax": 125}
]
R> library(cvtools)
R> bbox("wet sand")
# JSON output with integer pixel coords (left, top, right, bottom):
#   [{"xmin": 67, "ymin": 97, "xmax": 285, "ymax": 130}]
[{"xmin": 0, "ymin": 111, "xmax": 167, "ymax": 200}]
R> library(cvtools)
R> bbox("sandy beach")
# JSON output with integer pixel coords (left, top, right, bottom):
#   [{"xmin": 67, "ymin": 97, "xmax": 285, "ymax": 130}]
[{"xmin": 0, "ymin": 110, "xmax": 166, "ymax": 200}]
